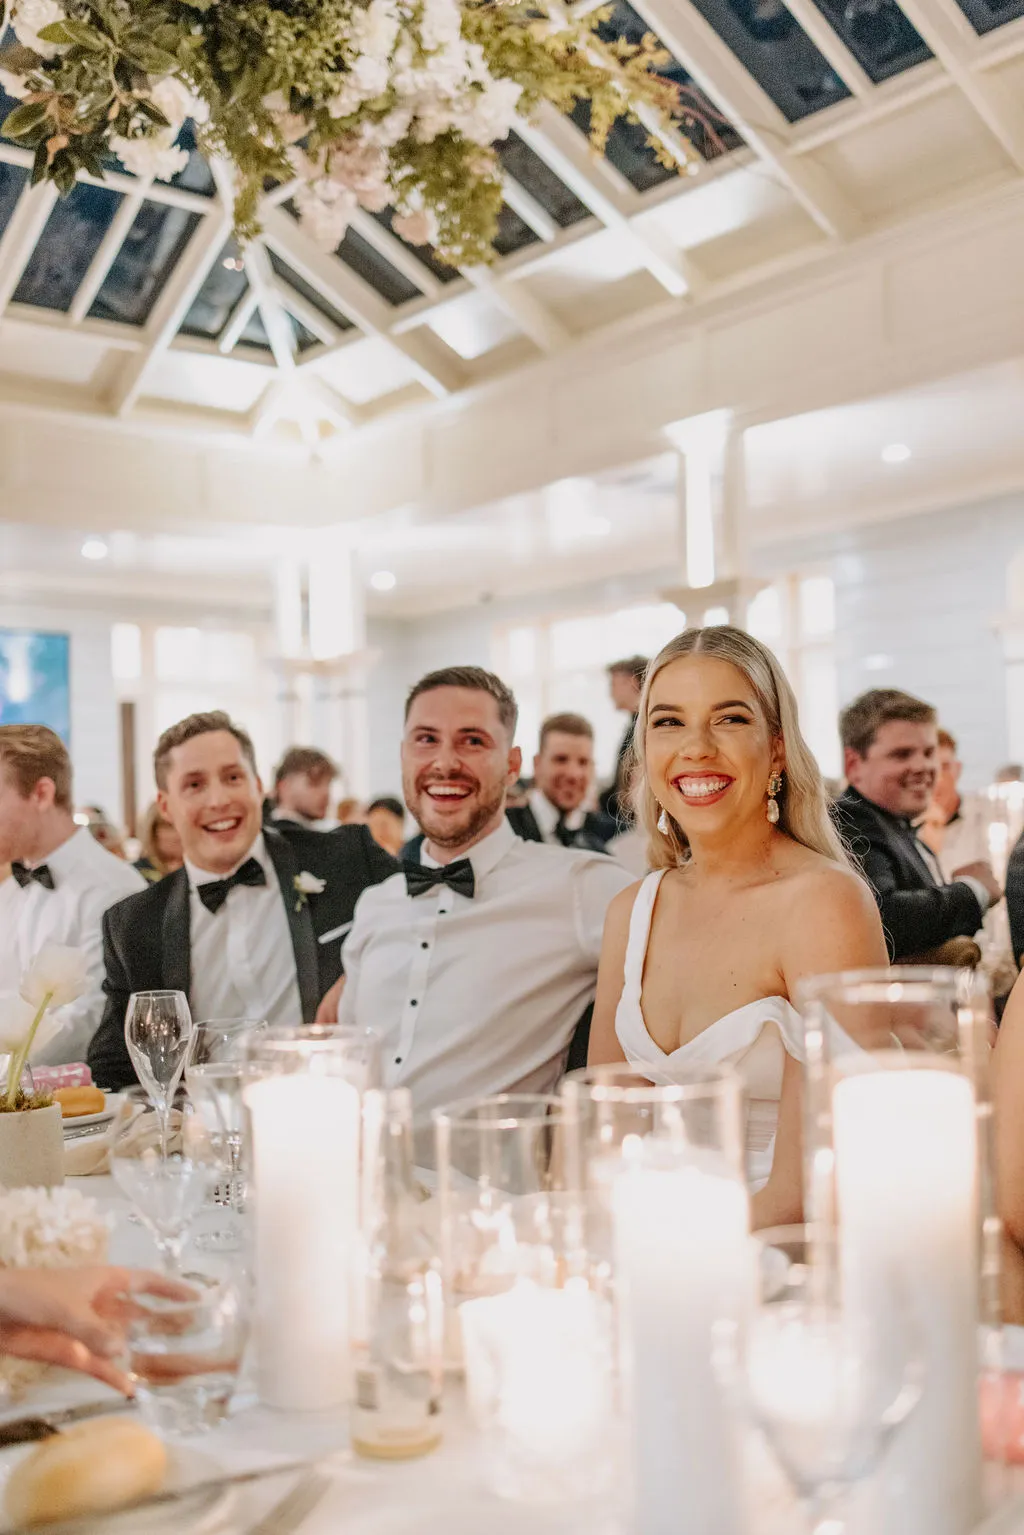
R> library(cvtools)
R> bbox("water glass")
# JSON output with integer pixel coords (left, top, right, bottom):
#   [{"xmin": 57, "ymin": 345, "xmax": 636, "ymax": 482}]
[
  {"xmin": 128, "ymin": 1270, "xmax": 248, "ymax": 1436},
  {"xmin": 125, "ymin": 990, "xmax": 193, "ymax": 1143},
  {"xmin": 186, "ymin": 1019, "xmax": 266, "ymax": 1251},
  {"xmin": 110, "ymin": 1088, "xmax": 213, "ymax": 1272}
]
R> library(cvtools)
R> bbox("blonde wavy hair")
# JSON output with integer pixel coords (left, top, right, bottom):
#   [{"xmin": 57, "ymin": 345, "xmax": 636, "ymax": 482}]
[{"xmin": 631, "ymin": 625, "xmax": 849, "ymax": 871}]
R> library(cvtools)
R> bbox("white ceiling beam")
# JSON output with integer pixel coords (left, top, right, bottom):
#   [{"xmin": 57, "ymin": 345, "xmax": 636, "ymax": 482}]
[
  {"xmin": 893, "ymin": 0, "xmax": 1024, "ymax": 167},
  {"xmin": 0, "ymin": 142, "xmax": 214, "ymax": 214},
  {"xmin": 514, "ymin": 107, "xmax": 700, "ymax": 295},
  {"xmin": 241, "ymin": 240, "xmax": 296, "ymax": 371},
  {"xmin": 775, "ymin": 0, "xmax": 875, "ymax": 96},
  {"xmin": 69, "ymin": 181, "xmax": 153, "ymax": 323},
  {"xmin": 271, "ymin": 280, "xmax": 339, "ymax": 347},
  {"xmin": 261, "ymin": 206, "xmax": 465, "ymax": 396},
  {"xmin": 789, "ymin": 60, "xmax": 948, "ymax": 152},
  {"xmin": 975, "ymin": 13, "xmax": 1024, "ymax": 66},
  {"xmin": 460, "ymin": 264, "xmax": 571, "ymax": 351},
  {"xmin": 630, "ymin": 0, "xmax": 863, "ymax": 238},
  {"xmin": 217, "ymin": 286, "xmax": 260, "ymax": 355},
  {"xmin": 347, "ymin": 208, "xmax": 446, "ymax": 301},
  {"xmin": 107, "ymin": 207, "xmax": 233, "ymax": 415},
  {"xmin": 501, "ymin": 172, "xmax": 560, "ymax": 241},
  {"xmin": 0, "ymin": 181, "xmax": 58, "ymax": 316}
]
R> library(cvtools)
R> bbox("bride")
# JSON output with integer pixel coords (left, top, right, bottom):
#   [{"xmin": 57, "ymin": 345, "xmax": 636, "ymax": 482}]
[{"xmin": 588, "ymin": 624, "xmax": 886, "ymax": 1229}]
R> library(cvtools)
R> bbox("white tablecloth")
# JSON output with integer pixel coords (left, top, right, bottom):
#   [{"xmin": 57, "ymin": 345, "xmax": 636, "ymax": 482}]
[{"xmin": 0, "ymin": 1176, "xmax": 1021, "ymax": 1535}]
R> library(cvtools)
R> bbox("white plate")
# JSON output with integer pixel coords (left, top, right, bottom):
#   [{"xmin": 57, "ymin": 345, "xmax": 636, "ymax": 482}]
[
  {"xmin": 60, "ymin": 1092, "xmax": 119, "ymax": 1132},
  {"xmin": 0, "ymin": 1440, "xmax": 230, "ymax": 1532}
]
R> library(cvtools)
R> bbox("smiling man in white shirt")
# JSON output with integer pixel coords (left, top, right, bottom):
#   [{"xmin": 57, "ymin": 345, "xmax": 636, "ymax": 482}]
[
  {"xmin": 0, "ymin": 725, "xmax": 145, "ymax": 1064},
  {"xmin": 335, "ymin": 666, "xmax": 633, "ymax": 1152}
]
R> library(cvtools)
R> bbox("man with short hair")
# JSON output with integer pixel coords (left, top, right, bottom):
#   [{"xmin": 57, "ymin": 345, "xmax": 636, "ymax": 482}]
[
  {"xmin": 834, "ymin": 690, "xmax": 1001, "ymax": 961},
  {"xmin": 508, "ymin": 713, "xmax": 615, "ymax": 852},
  {"xmin": 599, "ymin": 655, "xmax": 648, "ymax": 824},
  {"xmin": 270, "ymin": 746, "xmax": 338, "ymax": 828},
  {"xmin": 0, "ymin": 725, "xmax": 145, "ymax": 1063},
  {"xmin": 329, "ymin": 667, "xmax": 633, "ymax": 1149},
  {"xmin": 87, "ymin": 712, "xmax": 396, "ymax": 1090}
]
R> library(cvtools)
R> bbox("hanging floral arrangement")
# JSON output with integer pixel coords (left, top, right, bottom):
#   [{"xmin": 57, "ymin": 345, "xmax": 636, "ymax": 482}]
[{"xmin": 0, "ymin": 0, "xmax": 692, "ymax": 265}]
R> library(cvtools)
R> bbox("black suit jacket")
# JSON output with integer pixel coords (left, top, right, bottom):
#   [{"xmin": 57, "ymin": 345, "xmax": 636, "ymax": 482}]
[
  {"xmin": 1007, "ymin": 828, "xmax": 1024, "ymax": 968},
  {"xmin": 599, "ymin": 714, "xmax": 637, "ymax": 824},
  {"xmin": 87, "ymin": 823, "xmax": 397, "ymax": 1090},
  {"xmin": 833, "ymin": 786, "xmax": 983, "ymax": 961},
  {"xmin": 506, "ymin": 803, "xmax": 616, "ymax": 854}
]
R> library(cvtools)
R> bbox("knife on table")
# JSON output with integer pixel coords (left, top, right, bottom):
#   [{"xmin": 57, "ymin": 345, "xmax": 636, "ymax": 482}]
[{"xmin": 0, "ymin": 1396, "xmax": 135, "ymax": 1447}]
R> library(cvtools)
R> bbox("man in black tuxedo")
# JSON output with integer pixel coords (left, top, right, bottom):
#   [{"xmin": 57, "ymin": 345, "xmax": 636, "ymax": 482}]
[
  {"xmin": 598, "ymin": 655, "xmax": 647, "ymax": 825},
  {"xmin": 1008, "ymin": 828, "xmax": 1024, "ymax": 970},
  {"xmin": 507, "ymin": 713, "xmax": 615, "ymax": 853},
  {"xmin": 88, "ymin": 711, "xmax": 396, "ymax": 1089},
  {"xmin": 833, "ymin": 689, "xmax": 1001, "ymax": 961}
]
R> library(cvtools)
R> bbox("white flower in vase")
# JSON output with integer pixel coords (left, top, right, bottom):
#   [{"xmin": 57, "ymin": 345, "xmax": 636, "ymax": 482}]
[
  {"xmin": 2, "ymin": 944, "xmax": 88, "ymax": 1107},
  {"xmin": 0, "ymin": 993, "xmax": 64, "ymax": 1065}
]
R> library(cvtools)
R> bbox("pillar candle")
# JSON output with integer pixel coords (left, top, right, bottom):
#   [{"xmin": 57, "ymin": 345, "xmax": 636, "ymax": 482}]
[
  {"xmin": 611, "ymin": 1151, "xmax": 750, "ymax": 1535},
  {"xmin": 833, "ymin": 1068, "xmax": 981, "ymax": 1535},
  {"xmin": 246, "ymin": 1072, "xmax": 360, "ymax": 1410}
]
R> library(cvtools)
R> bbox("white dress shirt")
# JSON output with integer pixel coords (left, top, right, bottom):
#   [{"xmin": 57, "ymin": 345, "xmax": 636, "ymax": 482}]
[
  {"xmin": 527, "ymin": 789, "xmax": 585, "ymax": 843},
  {"xmin": 187, "ymin": 833, "xmax": 302, "ymax": 1028},
  {"xmin": 339, "ymin": 818, "xmax": 633, "ymax": 1148},
  {"xmin": 0, "ymin": 828, "xmax": 145, "ymax": 1064}
]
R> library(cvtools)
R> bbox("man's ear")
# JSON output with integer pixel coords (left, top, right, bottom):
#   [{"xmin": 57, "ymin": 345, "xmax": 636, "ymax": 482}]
[
  {"xmin": 843, "ymin": 746, "xmax": 861, "ymax": 782},
  {"xmin": 156, "ymin": 788, "xmax": 171, "ymax": 821},
  {"xmin": 507, "ymin": 746, "xmax": 523, "ymax": 785},
  {"xmin": 532, "ymin": 752, "xmax": 541, "ymax": 777},
  {"xmin": 30, "ymin": 776, "xmax": 57, "ymax": 814}
]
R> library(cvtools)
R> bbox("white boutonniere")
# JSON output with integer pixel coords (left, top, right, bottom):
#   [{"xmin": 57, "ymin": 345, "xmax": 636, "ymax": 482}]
[{"xmin": 293, "ymin": 871, "xmax": 326, "ymax": 912}]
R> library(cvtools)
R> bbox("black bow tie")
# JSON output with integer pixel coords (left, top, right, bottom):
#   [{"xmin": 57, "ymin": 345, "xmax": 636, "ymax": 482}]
[
  {"xmin": 554, "ymin": 814, "xmax": 578, "ymax": 848},
  {"xmin": 197, "ymin": 857, "xmax": 267, "ymax": 914},
  {"xmin": 11, "ymin": 862, "xmax": 54, "ymax": 890},
  {"xmin": 403, "ymin": 859, "xmax": 476, "ymax": 900}
]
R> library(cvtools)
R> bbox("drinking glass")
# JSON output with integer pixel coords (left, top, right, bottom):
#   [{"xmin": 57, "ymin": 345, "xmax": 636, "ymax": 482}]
[
  {"xmin": 128, "ymin": 1270, "xmax": 248, "ymax": 1437},
  {"xmin": 186, "ymin": 1018, "xmax": 266, "ymax": 1252},
  {"xmin": 125, "ymin": 990, "xmax": 193, "ymax": 1149},
  {"xmin": 109, "ymin": 1088, "xmax": 213, "ymax": 1273},
  {"xmin": 739, "ymin": 1226, "xmax": 923, "ymax": 1535}
]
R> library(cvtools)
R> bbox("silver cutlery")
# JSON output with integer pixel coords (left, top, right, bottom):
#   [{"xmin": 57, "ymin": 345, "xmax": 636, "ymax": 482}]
[{"xmin": 62, "ymin": 1122, "xmax": 112, "ymax": 1142}]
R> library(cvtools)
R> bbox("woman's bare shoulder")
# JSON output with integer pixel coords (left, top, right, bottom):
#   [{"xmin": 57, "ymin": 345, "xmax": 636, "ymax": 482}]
[{"xmin": 778, "ymin": 854, "xmax": 887, "ymax": 972}]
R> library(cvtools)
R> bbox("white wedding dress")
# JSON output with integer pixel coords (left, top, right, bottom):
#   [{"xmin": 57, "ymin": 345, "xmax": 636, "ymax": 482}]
[{"xmin": 614, "ymin": 870, "xmax": 805, "ymax": 1192}]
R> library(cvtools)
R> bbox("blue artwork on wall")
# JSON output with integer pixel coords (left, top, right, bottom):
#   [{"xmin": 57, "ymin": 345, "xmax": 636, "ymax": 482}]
[{"xmin": 0, "ymin": 630, "xmax": 71, "ymax": 743}]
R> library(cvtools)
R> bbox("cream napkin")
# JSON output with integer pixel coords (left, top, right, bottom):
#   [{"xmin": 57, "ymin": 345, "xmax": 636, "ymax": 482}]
[{"xmin": 63, "ymin": 1127, "xmax": 113, "ymax": 1177}]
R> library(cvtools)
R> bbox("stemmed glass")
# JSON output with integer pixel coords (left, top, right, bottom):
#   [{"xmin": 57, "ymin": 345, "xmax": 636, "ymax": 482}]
[
  {"xmin": 738, "ymin": 1226, "xmax": 924, "ymax": 1535},
  {"xmin": 185, "ymin": 1018, "xmax": 266, "ymax": 1252},
  {"xmin": 125, "ymin": 990, "xmax": 193, "ymax": 1153},
  {"xmin": 110, "ymin": 1088, "xmax": 214, "ymax": 1273}
]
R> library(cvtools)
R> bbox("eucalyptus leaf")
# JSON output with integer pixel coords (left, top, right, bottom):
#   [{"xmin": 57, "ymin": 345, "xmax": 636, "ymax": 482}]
[
  {"xmin": 2, "ymin": 100, "xmax": 50, "ymax": 139},
  {"xmin": 57, "ymin": 20, "xmax": 110, "ymax": 50}
]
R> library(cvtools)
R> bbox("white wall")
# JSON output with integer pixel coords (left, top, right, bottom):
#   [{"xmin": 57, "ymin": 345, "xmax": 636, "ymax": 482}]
[{"xmin": 0, "ymin": 600, "xmax": 120, "ymax": 814}]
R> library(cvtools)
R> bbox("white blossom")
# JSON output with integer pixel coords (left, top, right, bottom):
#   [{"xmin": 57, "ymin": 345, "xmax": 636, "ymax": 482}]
[
  {"xmin": 393, "ymin": 207, "xmax": 437, "ymax": 246},
  {"xmin": 454, "ymin": 76, "xmax": 522, "ymax": 145},
  {"xmin": 150, "ymin": 74, "xmax": 206, "ymax": 132},
  {"xmin": 0, "ymin": 68, "xmax": 30, "ymax": 100},
  {"xmin": 294, "ymin": 871, "xmax": 326, "ymax": 896},
  {"xmin": 12, "ymin": 0, "xmax": 65, "ymax": 60},
  {"xmin": 110, "ymin": 127, "xmax": 190, "ymax": 181},
  {"xmin": 354, "ymin": 0, "xmax": 400, "ymax": 62},
  {"xmin": 419, "ymin": 0, "xmax": 463, "ymax": 53},
  {"xmin": 20, "ymin": 944, "xmax": 89, "ymax": 1011},
  {"xmin": 294, "ymin": 181, "xmax": 357, "ymax": 251},
  {"xmin": 0, "ymin": 993, "xmax": 62, "ymax": 1058}
]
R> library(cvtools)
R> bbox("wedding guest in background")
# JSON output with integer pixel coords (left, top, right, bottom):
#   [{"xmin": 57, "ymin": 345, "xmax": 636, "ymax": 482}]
[
  {"xmin": 833, "ymin": 690, "xmax": 1000, "ymax": 960},
  {"xmin": 335, "ymin": 796, "xmax": 364, "ymax": 824},
  {"xmin": 997, "ymin": 764, "xmax": 1024, "ymax": 784},
  {"xmin": 133, "ymin": 801, "xmax": 184, "ymax": 884},
  {"xmin": 80, "ymin": 806, "xmax": 128, "ymax": 860},
  {"xmin": 321, "ymin": 667, "xmax": 632, "ymax": 1151},
  {"xmin": 366, "ymin": 796, "xmax": 406, "ymax": 858},
  {"xmin": 270, "ymin": 747, "xmax": 338, "ymax": 828},
  {"xmin": 599, "ymin": 655, "xmax": 648, "ymax": 825},
  {"xmin": 0, "ymin": 726, "xmax": 144, "ymax": 1063},
  {"xmin": 589, "ymin": 626, "xmax": 886, "ymax": 1229},
  {"xmin": 508, "ymin": 713, "xmax": 616, "ymax": 852},
  {"xmin": 917, "ymin": 729, "xmax": 988, "ymax": 870},
  {"xmin": 88, "ymin": 712, "xmax": 396, "ymax": 1090}
]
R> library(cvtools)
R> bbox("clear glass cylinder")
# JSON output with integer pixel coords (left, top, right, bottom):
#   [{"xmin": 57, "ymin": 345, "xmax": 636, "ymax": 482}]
[{"xmin": 796, "ymin": 966, "xmax": 994, "ymax": 1535}]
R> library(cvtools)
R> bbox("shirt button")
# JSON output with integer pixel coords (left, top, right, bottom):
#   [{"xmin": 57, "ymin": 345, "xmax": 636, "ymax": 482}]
[
  {"xmin": 420, "ymin": 941, "xmax": 429, "ymax": 950},
  {"xmin": 394, "ymin": 1056, "xmax": 403, "ymax": 1065},
  {"xmin": 410, "ymin": 999, "xmax": 418, "ymax": 1007}
]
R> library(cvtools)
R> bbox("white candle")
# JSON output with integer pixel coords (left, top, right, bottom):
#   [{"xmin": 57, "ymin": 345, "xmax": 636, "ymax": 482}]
[
  {"xmin": 611, "ymin": 1150, "xmax": 750, "ymax": 1535},
  {"xmin": 833, "ymin": 1069, "xmax": 981, "ymax": 1535},
  {"xmin": 246, "ymin": 1073, "xmax": 360, "ymax": 1410},
  {"xmin": 461, "ymin": 1278, "xmax": 613, "ymax": 1499}
]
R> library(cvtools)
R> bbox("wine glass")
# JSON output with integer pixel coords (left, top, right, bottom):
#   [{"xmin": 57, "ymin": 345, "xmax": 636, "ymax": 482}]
[
  {"xmin": 738, "ymin": 1226, "xmax": 923, "ymax": 1535},
  {"xmin": 185, "ymin": 1019, "xmax": 266, "ymax": 1252},
  {"xmin": 125, "ymin": 990, "xmax": 193, "ymax": 1151},
  {"xmin": 110, "ymin": 1088, "xmax": 213, "ymax": 1273}
]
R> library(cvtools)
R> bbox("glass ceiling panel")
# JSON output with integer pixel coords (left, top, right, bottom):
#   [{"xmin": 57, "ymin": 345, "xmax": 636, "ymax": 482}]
[
  {"xmin": 684, "ymin": 0, "xmax": 850, "ymax": 120},
  {"xmin": 951, "ymin": 0, "xmax": 1024, "ymax": 30},
  {"xmin": 238, "ymin": 307, "xmax": 272, "ymax": 352},
  {"xmin": 497, "ymin": 133, "xmax": 591, "ymax": 228},
  {"xmin": 266, "ymin": 248, "xmax": 356, "ymax": 331},
  {"xmin": 286, "ymin": 310, "xmax": 321, "ymax": 354},
  {"xmin": 13, "ymin": 182, "xmax": 122, "ymax": 313},
  {"xmin": 368, "ymin": 207, "xmax": 461, "ymax": 284},
  {"xmin": 88, "ymin": 204, "xmax": 202, "ymax": 326},
  {"xmin": 492, "ymin": 204, "xmax": 540, "ymax": 258},
  {"xmin": 179, "ymin": 238, "xmax": 248, "ymax": 341},
  {"xmin": 0, "ymin": 161, "xmax": 28, "ymax": 241},
  {"xmin": 808, "ymin": 0, "xmax": 931, "ymax": 81},
  {"xmin": 336, "ymin": 226, "xmax": 422, "ymax": 305}
]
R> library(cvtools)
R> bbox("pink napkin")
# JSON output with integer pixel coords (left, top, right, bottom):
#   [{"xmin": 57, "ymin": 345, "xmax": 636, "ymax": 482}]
[{"xmin": 33, "ymin": 1063, "xmax": 93, "ymax": 1093}]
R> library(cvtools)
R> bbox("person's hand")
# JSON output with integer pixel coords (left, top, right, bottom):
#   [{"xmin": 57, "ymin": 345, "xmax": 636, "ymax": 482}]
[
  {"xmin": 953, "ymin": 861, "xmax": 1003, "ymax": 906},
  {"xmin": 315, "ymin": 974, "xmax": 345, "ymax": 1024},
  {"xmin": 0, "ymin": 1267, "xmax": 192, "ymax": 1394},
  {"xmin": 930, "ymin": 777, "xmax": 960, "ymax": 823}
]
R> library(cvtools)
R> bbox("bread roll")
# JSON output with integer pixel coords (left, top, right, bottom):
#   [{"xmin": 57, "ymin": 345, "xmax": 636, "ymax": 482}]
[
  {"xmin": 5, "ymin": 1416, "xmax": 167, "ymax": 1526},
  {"xmin": 53, "ymin": 1085, "xmax": 106, "ymax": 1118}
]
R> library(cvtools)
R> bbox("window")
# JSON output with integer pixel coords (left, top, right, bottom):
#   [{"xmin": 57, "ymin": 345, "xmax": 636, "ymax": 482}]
[
  {"xmin": 747, "ymin": 573, "xmax": 839, "ymax": 778},
  {"xmin": 111, "ymin": 623, "xmax": 142, "ymax": 682}
]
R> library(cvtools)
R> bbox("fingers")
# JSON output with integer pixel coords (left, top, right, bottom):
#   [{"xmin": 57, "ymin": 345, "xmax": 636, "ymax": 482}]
[{"xmin": 0, "ymin": 1327, "xmax": 133, "ymax": 1395}]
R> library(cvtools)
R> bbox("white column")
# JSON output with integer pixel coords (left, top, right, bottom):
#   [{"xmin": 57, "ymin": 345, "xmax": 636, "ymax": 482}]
[
  {"xmin": 308, "ymin": 529, "xmax": 371, "ymax": 799},
  {"xmin": 667, "ymin": 411, "xmax": 752, "ymax": 625}
]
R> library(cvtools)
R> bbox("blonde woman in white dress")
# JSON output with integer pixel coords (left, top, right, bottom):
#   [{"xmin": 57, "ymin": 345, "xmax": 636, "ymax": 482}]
[{"xmin": 588, "ymin": 625, "xmax": 887, "ymax": 1230}]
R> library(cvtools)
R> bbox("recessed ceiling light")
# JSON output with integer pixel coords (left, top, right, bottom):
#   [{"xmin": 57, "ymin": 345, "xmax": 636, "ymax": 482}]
[
  {"xmin": 370, "ymin": 570, "xmax": 397, "ymax": 592},
  {"xmin": 881, "ymin": 443, "xmax": 911, "ymax": 464},
  {"xmin": 80, "ymin": 539, "xmax": 108, "ymax": 561}
]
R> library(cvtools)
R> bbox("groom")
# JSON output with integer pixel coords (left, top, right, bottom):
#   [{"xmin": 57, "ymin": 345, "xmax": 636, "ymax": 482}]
[{"xmin": 87, "ymin": 711, "xmax": 397, "ymax": 1089}]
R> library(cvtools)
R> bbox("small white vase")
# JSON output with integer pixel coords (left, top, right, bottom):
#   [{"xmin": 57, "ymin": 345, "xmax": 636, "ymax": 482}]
[{"xmin": 0, "ymin": 1103, "xmax": 65, "ymax": 1188}]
